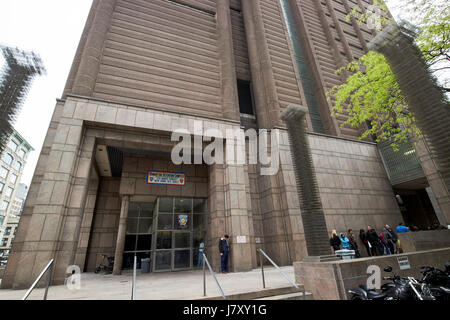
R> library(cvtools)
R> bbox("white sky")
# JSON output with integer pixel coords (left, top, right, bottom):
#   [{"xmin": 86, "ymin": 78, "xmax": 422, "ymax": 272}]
[{"xmin": 0, "ymin": 0, "xmax": 409, "ymax": 186}]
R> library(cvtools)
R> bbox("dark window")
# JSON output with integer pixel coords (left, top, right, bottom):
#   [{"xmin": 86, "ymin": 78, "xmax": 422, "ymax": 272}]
[{"xmin": 237, "ymin": 80, "xmax": 254, "ymax": 115}]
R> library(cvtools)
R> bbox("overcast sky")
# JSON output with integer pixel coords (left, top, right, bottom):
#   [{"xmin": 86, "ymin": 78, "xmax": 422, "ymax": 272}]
[{"xmin": 0, "ymin": 0, "xmax": 405, "ymax": 186}]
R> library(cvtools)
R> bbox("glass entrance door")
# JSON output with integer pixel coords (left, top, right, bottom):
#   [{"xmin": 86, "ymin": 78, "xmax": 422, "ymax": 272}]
[
  {"xmin": 152, "ymin": 197, "xmax": 207, "ymax": 272},
  {"xmin": 122, "ymin": 202, "xmax": 155, "ymax": 270}
]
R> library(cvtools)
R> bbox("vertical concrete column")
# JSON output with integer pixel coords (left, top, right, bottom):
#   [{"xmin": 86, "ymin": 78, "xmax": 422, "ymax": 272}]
[
  {"xmin": 74, "ymin": 167, "xmax": 100, "ymax": 270},
  {"xmin": 113, "ymin": 195, "xmax": 130, "ymax": 275},
  {"xmin": 240, "ymin": 0, "xmax": 269, "ymax": 128},
  {"xmin": 416, "ymin": 140, "xmax": 450, "ymax": 226},
  {"xmin": 2, "ymin": 100, "xmax": 97, "ymax": 288},
  {"xmin": 62, "ymin": 0, "xmax": 99, "ymax": 97},
  {"xmin": 281, "ymin": 105, "xmax": 332, "ymax": 259},
  {"xmin": 216, "ymin": 0, "xmax": 240, "ymax": 121},
  {"xmin": 1, "ymin": 100, "xmax": 66, "ymax": 289},
  {"xmin": 241, "ymin": 0, "xmax": 281, "ymax": 128},
  {"xmin": 223, "ymin": 161, "xmax": 253, "ymax": 272},
  {"xmin": 71, "ymin": 0, "xmax": 117, "ymax": 96},
  {"xmin": 52, "ymin": 124, "xmax": 97, "ymax": 284},
  {"xmin": 208, "ymin": 163, "xmax": 227, "ymax": 271}
]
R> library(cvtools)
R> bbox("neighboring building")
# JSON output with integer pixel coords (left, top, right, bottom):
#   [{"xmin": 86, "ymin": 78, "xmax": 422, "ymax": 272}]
[
  {"xmin": 0, "ymin": 130, "xmax": 32, "ymax": 266},
  {"xmin": 2, "ymin": 0, "xmax": 449, "ymax": 289}
]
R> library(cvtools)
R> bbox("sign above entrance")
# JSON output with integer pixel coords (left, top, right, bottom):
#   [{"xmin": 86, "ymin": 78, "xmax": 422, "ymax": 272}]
[{"xmin": 147, "ymin": 171, "xmax": 186, "ymax": 186}]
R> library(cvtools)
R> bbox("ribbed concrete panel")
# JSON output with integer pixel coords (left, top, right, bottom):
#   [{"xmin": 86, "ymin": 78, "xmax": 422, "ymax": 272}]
[
  {"xmin": 93, "ymin": 0, "xmax": 222, "ymax": 117},
  {"xmin": 293, "ymin": 0, "xmax": 373, "ymax": 139}
]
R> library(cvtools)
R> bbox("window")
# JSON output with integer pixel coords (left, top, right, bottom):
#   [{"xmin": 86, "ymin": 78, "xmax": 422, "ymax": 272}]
[
  {"xmin": 7, "ymin": 140, "xmax": 18, "ymax": 152},
  {"xmin": 1, "ymin": 201, "xmax": 9, "ymax": 211},
  {"xmin": 18, "ymin": 149, "xmax": 26, "ymax": 158},
  {"xmin": 0, "ymin": 182, "xmax": 4, "ymax": 193},
  {"xmin": 2, "ymin": 153, "xmax": 13, "ymax": 166},
  {"xmin": 0, "ymin": 216, "xmax": 3, "ymax": 225},
  {"xmin": 237, "ymin": 80, "xmax": 255, "ymax": 115},
  {"xmin": 5, "ymin": 187, "xmax": 13, "ymax": 198},
  {"xmin": 0, "ymin": 167, "xmax": 8, "ymax": 179},
  {"xmin": 9, "ymin": 174, "xmax": 17, "ymax": 184},
  {"xmin": 4, "ymin": 227, "xmax": 11, "ymax": 236},
  {"xmin": 0, "ymin": 238, "xmax": 8, "ymax": 247},
  {"xmin": 13, "ymin": 161, "xmax": 22, "ymax": 171}
]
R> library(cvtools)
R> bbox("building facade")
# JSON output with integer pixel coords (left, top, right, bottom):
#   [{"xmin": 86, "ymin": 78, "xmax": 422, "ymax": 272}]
[
  {"xmin": 2, "ymin": 0, "xmax": 449, "ymax": 289},
  {"xmin": 0, "ymin": 130, "xmax": 32, "ymax": 266}
]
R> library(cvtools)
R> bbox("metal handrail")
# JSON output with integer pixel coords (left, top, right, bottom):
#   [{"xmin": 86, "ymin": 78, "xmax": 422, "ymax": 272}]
[
  {"xmin": 202, "ymin": 252, "xmax": 226, "ymax": 299},
  {"xmin": 258, "ymin": 248, "xmax": 306, "ymax": 299},
  {"xmin": 131, "ymin": 255, "xmax": 137, "ymax": 300},
  {"xmin": 22, "ymin": 259, "xmax": 54, "ymax": 300}
]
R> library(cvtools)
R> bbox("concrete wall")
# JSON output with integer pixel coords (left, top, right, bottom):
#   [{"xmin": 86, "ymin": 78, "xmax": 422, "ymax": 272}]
[
  {"xmin": 294, "ymin": 247, "xmax": 450, "ymax": 300},
  {"xmin": 398, "ymin": 230, "xmax": 450, "ymax": 253}
]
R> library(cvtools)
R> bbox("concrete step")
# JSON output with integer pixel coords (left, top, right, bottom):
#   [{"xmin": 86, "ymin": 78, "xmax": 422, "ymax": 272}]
[
  {"xmin": 197, "ymin": 285, "xmax": 308, "ymax": 300},
  {"xmin": 255, "ymin": 291, "xmax": 313, "ymax": 300}
]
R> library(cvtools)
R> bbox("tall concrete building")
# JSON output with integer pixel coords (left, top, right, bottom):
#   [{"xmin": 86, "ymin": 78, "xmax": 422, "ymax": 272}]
[
  {"xmin": 2, "ymin": 0, "xmax": 449, "ymax": 289},
  {"xmin": 0, "ymin": 130, "xmax": 33, "ymax": 265}
]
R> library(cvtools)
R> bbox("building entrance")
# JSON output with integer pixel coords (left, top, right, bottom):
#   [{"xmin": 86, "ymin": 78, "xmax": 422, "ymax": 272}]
[{"xmin": 123, "ymin": 197, "xmax": 207, "ymax": 272}]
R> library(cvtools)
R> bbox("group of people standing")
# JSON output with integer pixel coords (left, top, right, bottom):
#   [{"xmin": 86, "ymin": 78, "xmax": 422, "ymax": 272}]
[{"xmin": 330, "ymin": 223, "xmax": 408, "ymax": 257}]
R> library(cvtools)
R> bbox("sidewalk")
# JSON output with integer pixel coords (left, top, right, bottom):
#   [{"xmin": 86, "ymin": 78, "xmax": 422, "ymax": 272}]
[{"xmin": 0, "ymin": 266, "xmax": 296, "ymax": 300}]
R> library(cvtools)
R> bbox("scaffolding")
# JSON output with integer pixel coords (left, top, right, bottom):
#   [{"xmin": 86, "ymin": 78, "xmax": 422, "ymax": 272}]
[{"xmin": 0, "ymin": 45, "xmax": 46, "ymax": 153}]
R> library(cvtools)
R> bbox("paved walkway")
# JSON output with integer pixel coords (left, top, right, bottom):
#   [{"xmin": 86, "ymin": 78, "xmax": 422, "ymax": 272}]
[{"xmin": 0, "ymin": 266, "xmax": 296, "ymax": 300}]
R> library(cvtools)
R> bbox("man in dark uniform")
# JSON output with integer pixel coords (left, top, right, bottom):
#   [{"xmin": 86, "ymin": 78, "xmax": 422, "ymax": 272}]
[{"xmin": 219, "ymin": 234, "xmax": 230, "ymax": 273}]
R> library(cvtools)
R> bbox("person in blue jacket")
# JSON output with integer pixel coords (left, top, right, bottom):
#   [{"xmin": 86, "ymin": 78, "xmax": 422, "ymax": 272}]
[
  {"xmin": 396, "ymin": 222, "xmax": 411, "ymax": 234},
  {"xmin": 340, "ymin": 233, "xmax": 351, "ymax": 250}
]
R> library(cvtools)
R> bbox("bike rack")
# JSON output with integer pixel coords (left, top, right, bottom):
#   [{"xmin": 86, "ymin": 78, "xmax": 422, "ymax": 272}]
[
  {"xmin": 258, "ymin": 248, "xmax": 306, "ymax": 300},
  {"xmin": 22, "ymin": 259, "xmax": 54, "ymax": 300}
]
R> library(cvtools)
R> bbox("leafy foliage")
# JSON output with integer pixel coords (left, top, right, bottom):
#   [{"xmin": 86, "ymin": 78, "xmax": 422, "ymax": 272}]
[
  {"xmin": 329, "ymin": 52, "xmax": 421, "ymax": 149},
  {"xmin": 329, "ymin": 0, "xmax": 449, "ymax": 146}
]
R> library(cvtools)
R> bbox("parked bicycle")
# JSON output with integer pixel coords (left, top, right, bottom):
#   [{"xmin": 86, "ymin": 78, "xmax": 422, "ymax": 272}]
[{"xmin": 94, "ymin": 254, "xmax": 114, "ymax": 274}]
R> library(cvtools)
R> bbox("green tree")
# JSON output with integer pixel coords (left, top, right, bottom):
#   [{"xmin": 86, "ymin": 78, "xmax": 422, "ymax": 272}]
[{"xmin": 328, "ymin": 0, "xmax": 449, "ymax": 146}]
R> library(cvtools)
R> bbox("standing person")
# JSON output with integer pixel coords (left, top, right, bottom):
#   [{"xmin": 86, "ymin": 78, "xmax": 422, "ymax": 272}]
[
  {"xmin": 348, "ymin": 229, "xmax": 361, "ymax": 258},
  {"xmin": 219, "ymin": 234, "xmax": 230, "ymax": 274},
  {"xmin": 197, "ymin": 239, "xmax": 205, "ymax": 268},
  {"xmin": 396, "ymin": 222, "xmax": 411, "ymax": 234},
  {"xmin": 366, "ymin": 226, "xmax": 381, "ymax": 256},
  {"xmin": 379, "ymin": 230, "xmax": 391, "ymax": 255},
  {"xmin": 385, "ymin": 224, "xmax": 398, "ymax": 254},
  {"xmin": 340, "ymin": 233, "xmax": 351, "ymax": 250},
  {"xmin": 359, "ymin": 229, "xmax": 371, "ymax": 256},
  {"xmin": 329, "ymin": 230, "xmax": 341, "ymax": 252}
]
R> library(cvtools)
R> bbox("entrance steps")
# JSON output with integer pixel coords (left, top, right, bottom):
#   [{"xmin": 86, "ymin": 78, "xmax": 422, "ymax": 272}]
[{"xmin": 197, "ymin": 285, "xmax": 313, "ymax": 300}]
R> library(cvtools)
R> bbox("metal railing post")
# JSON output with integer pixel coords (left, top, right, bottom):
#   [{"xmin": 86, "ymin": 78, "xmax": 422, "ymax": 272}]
[
  {"xmin": 131, "ymin": 254, "xmax": 137, "ymax": 300},
  {"xmin": 43, "ymin": 262, "xmax": 54, "ymax": 300},
  {"xmin": 257, "ymin": 249, "xmax": 299, "ymax": 290},
  {"xmin": 202, "ymin": 252, "xmax": 226, "ymax": 299},
  {"xmin": 22, "ymin": 259, "xmax": 54, "ymax": 300},
  {"xmin": 259, "ymin": 249, "xmax": 265, "ymax": 289},
  {"xmin": 203, "ymin": 256, "xmax": 206, "ymax": 296}
]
